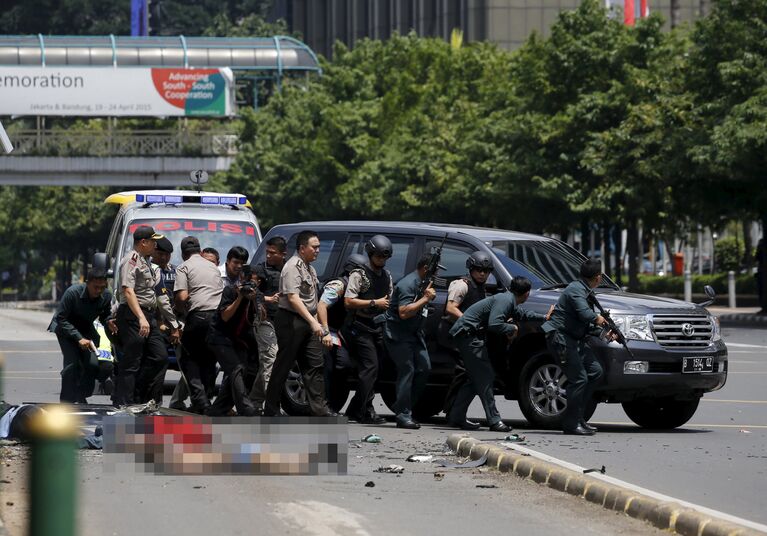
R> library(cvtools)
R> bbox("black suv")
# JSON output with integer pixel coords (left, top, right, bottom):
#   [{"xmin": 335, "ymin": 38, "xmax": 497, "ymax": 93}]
[{"xmin": 251, "ymin": 221, "xmax": 728, "ymax": 429}]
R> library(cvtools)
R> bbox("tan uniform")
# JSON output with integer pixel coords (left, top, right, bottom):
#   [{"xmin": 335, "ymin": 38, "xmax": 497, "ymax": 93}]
[
  {"xmin": 279, "ymin": 254, "xmax": 319, "ymax": 314},
  {"xmin": 119, "ymin": 251, "xmax": 157, "ymax": 308},
  {"xmin": 447, "ymin": 279, "xmax": 470, "ymax": 305},
  {"xmin": 175, "ymin": 254, "xmax": 224, "ymax": 312}
]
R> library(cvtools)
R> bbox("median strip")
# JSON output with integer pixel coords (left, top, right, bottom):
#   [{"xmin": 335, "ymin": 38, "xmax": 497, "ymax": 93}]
[{"xmin": 447, "ymin": 434, "xmax": 767, "ymax": 536}]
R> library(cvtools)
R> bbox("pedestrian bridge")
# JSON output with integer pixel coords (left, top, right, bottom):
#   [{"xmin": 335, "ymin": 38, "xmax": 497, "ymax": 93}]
[{"xmin": 0, "ymin": 129, "xmax": 238, "ymax": 186}]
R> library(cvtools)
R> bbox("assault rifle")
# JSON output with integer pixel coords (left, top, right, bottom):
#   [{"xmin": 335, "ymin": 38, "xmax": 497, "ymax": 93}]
[
  {"xmin": 587, "ymin": 293, "xmax": 635, "ymax": 358},
  {"xmin": 416, "ymin": 233, "xmax": 448, "ymax": 299}
]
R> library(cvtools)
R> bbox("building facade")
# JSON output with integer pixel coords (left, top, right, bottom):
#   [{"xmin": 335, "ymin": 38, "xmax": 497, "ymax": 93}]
[{"xmin": 271, "ymin": 0, "xmax": 705, "ymax": 59}]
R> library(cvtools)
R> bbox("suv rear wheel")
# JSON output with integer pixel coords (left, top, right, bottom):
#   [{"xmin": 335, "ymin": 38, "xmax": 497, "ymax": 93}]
[
  {"xmin": 622, "ymin": 397, "xmax": 700, "ymax": 429},
  {"xmin": 517, "ymin": 352, "xmax": 595, "ymax": 429}
]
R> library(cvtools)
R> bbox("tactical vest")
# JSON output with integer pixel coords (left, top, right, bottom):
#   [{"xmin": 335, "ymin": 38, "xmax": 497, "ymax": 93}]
[
  {"xmin": 347, "ymin": 265, "xmax": 392, "ymax": 330},
  {"xmin": 443, "ymin": 276, "xmax": 486, "ymax": 322}
]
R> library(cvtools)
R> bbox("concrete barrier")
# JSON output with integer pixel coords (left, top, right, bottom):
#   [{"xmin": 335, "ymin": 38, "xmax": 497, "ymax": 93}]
[{"xmin": 447, "ymin": 434, "xmax": 764, "ymax": 536}]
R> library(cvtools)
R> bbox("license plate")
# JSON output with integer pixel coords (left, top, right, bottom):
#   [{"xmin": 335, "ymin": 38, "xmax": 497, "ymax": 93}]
[{"xmin": 682, "ymin": 357, "xmax": 714, "ymax": 373}]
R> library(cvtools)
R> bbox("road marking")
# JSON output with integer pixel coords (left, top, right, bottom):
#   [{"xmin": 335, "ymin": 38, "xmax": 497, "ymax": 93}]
[
  {"xmin": 501, "ymin": 442, "xmax": 767, "ymax": 533},
  {"xmin": 726, "ymin": 343, "xmax": 767, "ymax": 349},
  {"xmin": 271, "ymin": 501, "xmax": 370, "ymax": 536},
  {"xmin": 4, "ymin": 371, "xmax": 59, "ymax": 374},
  {"xmin": 700, "ymin": 399, "xmax": 767, "ymax": 404},
  {"xmin": 0, "ymin": 350, "xmax": 60, "ymax": 354},
  {"xmin": 593, "ymin": 421, "xmax": 767, "ymax": 429},
  {"xmin": 728, "ymin": 372, "xmax": 767, "ymax": 374},
  {"xmin": 1, "ymin": 376, "xmax": 58, "ymax": 380}
]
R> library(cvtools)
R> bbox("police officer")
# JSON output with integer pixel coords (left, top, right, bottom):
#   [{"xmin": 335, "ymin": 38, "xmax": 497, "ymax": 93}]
[
  {"xmin": 448, "ymin": 277, "xmax": 550, "ymax": 431},
  {"xmin": 343, "ymin": 235, "xmax": 394, "ymax": 424},
  {"xmin": 206, "ymin": 265, "xmax": 261, "ymax": 417},
  {"xmin": 384, "ymin": 254, "xmax": 437, "ymax": 429},
  {"xmin": 441, "ymin": 251, "xmax": 494, "ymax": 426},
  {"xmin": 174, "ymin": 236, "xmax": 224, "ymax": 414},
  {"xmin": 151, "ymin": 238, "xmax": 189, "ymax": 411},
  {"xmin": 114, "ymin": 226, "xmax": 172, "ymax": 407},
  {"xmin": 48, "ymin": 266, "xmax": 114, "ymax": 403},
  {"xmin": 264, "ymin": 230, "xmax": 333, "ymax": 417},
  {"xmin": 541, "ymin": 259, "xmax": 613, "ymax": 436},
  {"xmin": 250, "ymin": 236, "xmax": 287, "ymax": 411},
  {"xmin": 317, "ymin": 253, "xmax": 369, "ymax": 412}
]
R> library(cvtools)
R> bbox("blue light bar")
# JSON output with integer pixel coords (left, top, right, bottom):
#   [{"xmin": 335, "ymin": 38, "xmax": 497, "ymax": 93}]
[
  {"xmin": 136, "ymin": 194, "xmax": 145, "ymax": 202},
  {"xmin": 164, "ymin": 195, "xmax": 183, "ymax": 203},
  {"xmin": 146, "ymin": 194, "xmax": 164, "ymax": 203},
  {"xmin": 238, "ymin": 197, "xmax": 246, "ymax": 205},
  {"xmin": 201, "ymin": 196, "xmax": 220, "ymax": 204},
  {"xmin": 219, "ymin": 196, "xmax": 237, "ymax": 204}
]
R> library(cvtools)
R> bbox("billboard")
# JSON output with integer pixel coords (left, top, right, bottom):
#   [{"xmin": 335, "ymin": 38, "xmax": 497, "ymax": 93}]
[{"xmin": 0, "ymin": 67, "xmax": 234, "ymax": 117}]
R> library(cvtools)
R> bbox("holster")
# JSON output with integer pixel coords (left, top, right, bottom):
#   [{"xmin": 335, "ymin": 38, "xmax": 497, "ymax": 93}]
[{"xmin": 545, "ymin": 330, "xmax": 568, "ymax": 366}]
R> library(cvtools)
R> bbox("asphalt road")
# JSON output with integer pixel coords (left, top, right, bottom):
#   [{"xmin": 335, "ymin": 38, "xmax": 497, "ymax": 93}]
[{"xmin": 0, "ymin": 309, "xmax": 763, "ymax": 534}]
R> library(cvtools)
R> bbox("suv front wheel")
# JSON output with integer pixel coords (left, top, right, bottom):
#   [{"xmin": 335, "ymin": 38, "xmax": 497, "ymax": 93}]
[
  {"xmin": 622, "ymin": 397, "xmax": 700, "ymax": 429},
  {"xmin": 517, "ymin": 352, "xmax": 595, "ymax": 429}
]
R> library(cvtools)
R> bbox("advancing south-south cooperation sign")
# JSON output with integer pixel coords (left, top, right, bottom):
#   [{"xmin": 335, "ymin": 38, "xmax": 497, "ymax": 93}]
[{"xmin": 0, "ymin": 67, "xmax": 234, "ymax": 117}]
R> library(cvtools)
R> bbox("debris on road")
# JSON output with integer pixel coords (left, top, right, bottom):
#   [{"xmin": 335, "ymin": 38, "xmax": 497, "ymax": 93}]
[
  {"xmin": 363, "ymin": 434, "xmax": 382, "ymax": 443},
  {"xmin": 503, "ymin": 434, "xmax": 526, "ymax": 443},
  {"xmin": 583, "ymin": 466, "xmax": 606, "ymax": 474},
  {"xmin": 433, "ymin": 472, "xmax": 445, "ymax": 481},
  {"xmin": 433, "ymin": 454, "xmax": 488, "ymax": 469},
  {"xmin": 476, "ymin": 484, "xmax": 498, "ymax": 489},
  {"xmin": 406, "ymin": 454, "xmax": 434, "ymax": 463},
  {"xmin": 365, "ymin": 481, "xmax": 375, "ymax": 487},
  {"xmin": 375, "ymin": 464, "xmax": 405, "ymax": 474},
  {"xmin": 739, "ymin": 429, "xmax": 752, "ymax": 434}
]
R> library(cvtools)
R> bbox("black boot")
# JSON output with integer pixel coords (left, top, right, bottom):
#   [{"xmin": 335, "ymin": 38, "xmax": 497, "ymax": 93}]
[
  {"xmin": 580, "ymin": 420, "xmax": 597, "ymax": 433},
  {"xmin": 231, "ymin": 368, "xmax": 258, "ymax": 417}
]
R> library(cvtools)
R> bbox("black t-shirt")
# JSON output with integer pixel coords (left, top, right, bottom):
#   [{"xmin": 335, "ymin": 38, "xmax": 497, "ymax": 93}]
[{"xmin": 208, "ymin": 285, "xmax": 262, "ymax": 348}]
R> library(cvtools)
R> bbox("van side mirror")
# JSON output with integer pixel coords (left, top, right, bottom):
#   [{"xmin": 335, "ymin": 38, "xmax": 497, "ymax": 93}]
[{"xmin": 698, "ymin": 285, "xmax": 716, "ymax": 307}]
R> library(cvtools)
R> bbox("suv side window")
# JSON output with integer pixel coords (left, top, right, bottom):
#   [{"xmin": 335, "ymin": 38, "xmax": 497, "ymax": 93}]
[
  {"xmin": 279, "ymin": 231, "xmax": 346, "ymax": 282},
  {"xmin": 345, "ymin": 235, "xmax": 416, "ymax": 283},
  {"xmin": 423, "ymin": 239, "xmax": 476, "ymax": 288}
]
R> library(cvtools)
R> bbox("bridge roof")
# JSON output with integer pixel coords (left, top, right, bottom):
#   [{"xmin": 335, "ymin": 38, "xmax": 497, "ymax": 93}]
[{"xmin": 0, "ymin": 35, "xmax": 321, "ymax": 74}]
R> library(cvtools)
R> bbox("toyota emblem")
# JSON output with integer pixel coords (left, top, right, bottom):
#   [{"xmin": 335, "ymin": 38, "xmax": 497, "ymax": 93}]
[{"xmin": 681, "ymin": 323, "xmax": 695, "ymax": 337}]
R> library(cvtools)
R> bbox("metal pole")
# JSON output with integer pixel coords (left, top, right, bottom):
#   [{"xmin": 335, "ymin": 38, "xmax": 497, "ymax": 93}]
[
  {"xmin": 28, "ymin": 405, "xmax": 80, "ymax": 536},
  {"xmin": 697, "ymin": 226, "xmax": 703, "ymax": 275},
  {"xmin": 0, "ymin": 353, "xmax": 4, "ymax": 402},
  {"xmin": 728, "ymin": 270, "xmax": 737, "ymax": 309},
  {"xmin": 684, "ymin": 270, "xmax": 692, "ymax": 303}
]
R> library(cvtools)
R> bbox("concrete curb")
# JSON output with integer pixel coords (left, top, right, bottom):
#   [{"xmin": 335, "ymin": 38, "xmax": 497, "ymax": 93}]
[
  {"xmin": 718, "ymin": 314, "xmax": 767, "ymax": 329},
  {"xmin": 447, "ymin": 434, "xmax": 764, "ymax": 536}
]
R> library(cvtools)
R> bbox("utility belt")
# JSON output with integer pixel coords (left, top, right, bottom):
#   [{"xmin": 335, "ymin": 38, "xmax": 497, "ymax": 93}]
[
  {"xmin": 280, "ymin": 307, "xmax": 317, "ymax": 318},
  {"xmin": 117, "ymin": 302, "xmax": 155, "ymax": 316},
  {"xmin": 346, "ymin": 313, "xmax": 386, "ymax": 335},
  {"xmin": 452, "ymin": 325, "xmax": 486, "ymax": 340}
]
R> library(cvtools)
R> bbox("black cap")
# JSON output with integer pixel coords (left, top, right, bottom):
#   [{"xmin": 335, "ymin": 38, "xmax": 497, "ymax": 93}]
[
  {"xmin": 134, "ymin": 225, "xmax": 163, "ymax": 241},
  {"xmin": 180, "ymin": 236, "xmax": 201, "ymax": 253},
  {"xmin": 155, "ymin": 236, "xmax": 173, "ymax": 253}
]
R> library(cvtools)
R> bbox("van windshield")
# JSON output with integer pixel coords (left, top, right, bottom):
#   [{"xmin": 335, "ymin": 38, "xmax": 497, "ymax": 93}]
[
  {"xmin": 123, "ymin": 218, "xmax": 259, "ymax": 267},
  {"xmin": 491, "ymin": 240, "xmax": 618, "ymax": 290}
]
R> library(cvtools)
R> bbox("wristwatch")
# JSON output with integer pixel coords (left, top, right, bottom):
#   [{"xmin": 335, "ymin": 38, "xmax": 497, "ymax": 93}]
[
  {"xmin": 322, "ymin": 327, "xmax": 330, "ymax": 337},
  {"xmin": 369, "ymin": 299, "xmax": 376, "ymax": 309}
]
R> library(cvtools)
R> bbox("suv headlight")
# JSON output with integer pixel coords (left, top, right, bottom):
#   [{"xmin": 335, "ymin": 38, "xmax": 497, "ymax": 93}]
[
  {"xmin": 711, "ymin": 315, "xmax": 722, "ymax": 342},
  {"xmin": 610, "ymin": 314, "xmax": 654, "ymax": 341}
]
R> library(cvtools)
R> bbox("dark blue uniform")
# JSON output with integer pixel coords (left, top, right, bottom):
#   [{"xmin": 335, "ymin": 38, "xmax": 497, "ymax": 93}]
[
  {"xmin": 448, "ymin": 293, "xmax": 545, "ymax": 426},
  {"xmin": 384, "ymin": 270, "xmax": 431, "ymax": 423},
  {"xmin": 541, "ymin": 279, "xmax": 604, "ymax": 432},
  {"xmin": 48, "ymin": 283, "xmax": 112, "ymax": 403}
]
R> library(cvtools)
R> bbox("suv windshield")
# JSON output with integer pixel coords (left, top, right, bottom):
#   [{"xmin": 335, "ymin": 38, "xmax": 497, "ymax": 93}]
[
  {"xmin": 491, "ymin": 240, "xmax": 618, "ymax": 290},
  {"xmin": 123, "ymin": 218, "xmax": 259, "ymax": 267}
]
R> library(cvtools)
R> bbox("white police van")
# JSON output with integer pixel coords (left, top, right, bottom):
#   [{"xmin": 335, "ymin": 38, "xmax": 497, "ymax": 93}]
[{"xmin": 104, "ymin": 189, "xmax": 262, "ymax": 284}]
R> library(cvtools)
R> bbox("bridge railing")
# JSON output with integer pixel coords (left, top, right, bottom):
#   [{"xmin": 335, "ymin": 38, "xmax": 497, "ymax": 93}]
[{"xmin": 6, "ymin": 130, "xmax": 239, "ymax": 157}]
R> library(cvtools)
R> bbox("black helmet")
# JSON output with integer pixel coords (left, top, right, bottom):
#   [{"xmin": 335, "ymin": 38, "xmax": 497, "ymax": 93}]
[
  {"xmin": 343, "ymin": 253, "xmax": 368, "ymax": 274},
  {"xmin": 364, "ymin": 234, "xmax": 393, "ymax": 258},
  {"xmin": 466, "ymin": 251, "xmax": 493, "ymax": 271}
]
